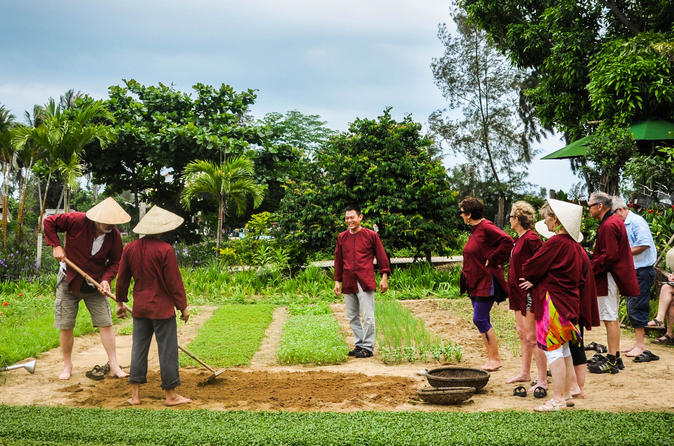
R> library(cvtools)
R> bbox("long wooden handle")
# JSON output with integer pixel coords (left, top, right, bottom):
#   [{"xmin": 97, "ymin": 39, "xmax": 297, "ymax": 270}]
[
  {"xmin": 177, "ymin": 345, "xmax": 216, "ymax": 373},
  {"xmin": 63, "ymin": 257, "xmax": 131, "ymax": 312}
]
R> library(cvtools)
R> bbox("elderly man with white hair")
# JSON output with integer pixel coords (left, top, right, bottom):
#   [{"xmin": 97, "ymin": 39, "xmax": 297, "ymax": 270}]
[{"xmin": 612, "ymin": 197, "xmax": 657, "ymax": 360}]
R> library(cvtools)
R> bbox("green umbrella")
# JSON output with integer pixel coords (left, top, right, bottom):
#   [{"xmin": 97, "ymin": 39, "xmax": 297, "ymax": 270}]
[
  {"xmin": 541, "ymin": 119, "xmax": 674, "ymax": 160},
  {"xmin": 541, "ymin": 134, "xmax": 594, "ymax": 160}
]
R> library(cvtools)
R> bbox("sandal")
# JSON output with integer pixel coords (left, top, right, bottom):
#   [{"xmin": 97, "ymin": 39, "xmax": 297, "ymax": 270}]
[
  {"xmin": 513, "ymin": 385, "xmax": 527, "ymax": 397},
  {"xmin": 533, "ymin": 386, "xmax": 547, "ymax": 399},
  {"xmin": 653, "ymin": 334, "xmax": 674, "ymax": 345},
  {"xmin": 646, "ymin": 319, "xmax": 665, "ymax": 328},
  {"xmin": 85, "ymin": 363, "xmax": 109, "ymax": 381},
  {"xmin": 633, "ymin": 350, "xmax": 660, "ymax": 362},
  {"xmin": 533, "ymin": 398, "xmax": 567, "ymax": 412},
  {"xmin": 585, "ymin": 342, "xmax": 607, "ymax": 353}
]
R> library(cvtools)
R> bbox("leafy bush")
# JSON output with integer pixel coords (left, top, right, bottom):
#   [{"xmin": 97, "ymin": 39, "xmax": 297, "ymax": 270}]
[
  {"xmin": 0, "ymin": 243, "xmax": 43, "ymax": 282},
  {"xmin": 173, "ymin": 240, "xmax": 217, "ymax": 268}
]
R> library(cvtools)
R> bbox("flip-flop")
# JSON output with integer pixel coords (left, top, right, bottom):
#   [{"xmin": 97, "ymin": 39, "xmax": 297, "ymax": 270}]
[
  {"xmin": 513, "ymin": 385, "xmax": 527, "ymax": 397},
  {"xmin": 533, "ymin": 386, "xmax": 547, "ymax": 399}
]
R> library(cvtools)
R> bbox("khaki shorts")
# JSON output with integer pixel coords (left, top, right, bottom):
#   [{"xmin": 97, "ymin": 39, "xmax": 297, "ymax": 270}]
[
  {"xmin": 597, "ymin": 272, "xmax": 619, "ymax": 321},
  {"xmin": 54, "ymin": 272, "xmax": 112, "ymax": 330}
]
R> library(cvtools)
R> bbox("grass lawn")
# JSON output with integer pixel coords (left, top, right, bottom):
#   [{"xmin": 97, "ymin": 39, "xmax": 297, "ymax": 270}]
[{"xmin": 0, "ymin": 405, "xmax": 671, "ymax": 445}]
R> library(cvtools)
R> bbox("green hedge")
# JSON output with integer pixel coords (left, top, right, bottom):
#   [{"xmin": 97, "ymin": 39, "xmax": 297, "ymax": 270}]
[{"xmin": 0, "ymin": 406, "xmax": 671, "ymax": 445}]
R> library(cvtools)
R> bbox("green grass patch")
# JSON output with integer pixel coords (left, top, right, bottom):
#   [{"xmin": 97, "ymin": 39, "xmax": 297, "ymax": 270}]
[
  {"xmin": 181, "ymin": 304, "xmax": 274, "ymax": 368},
  {"xmin": 376, "ymin": 297, "xmax": 462, "ymax": 364},
  {"xmin": 0, "ymin": 275, "xmax": 126, "ymax": 366},
  {"xmin": 277, "ymin": 313, "xmax": 348, "ymax": 365},
  {"xmin": 0, "ymin": 405, "xmax": 671, "ymax": 445}
]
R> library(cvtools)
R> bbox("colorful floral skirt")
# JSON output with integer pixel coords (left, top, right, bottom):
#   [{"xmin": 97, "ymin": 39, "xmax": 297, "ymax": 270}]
[{"xmin": 536, "ymin": 291, "xmax": 580, "ymax": 351}]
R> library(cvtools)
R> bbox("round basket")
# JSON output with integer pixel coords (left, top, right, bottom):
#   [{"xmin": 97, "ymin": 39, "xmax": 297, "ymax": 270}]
[
  {"xmin": 417, "ymin": 386, "xmax": 475, "ymax": 405},
  {"xmin": 425, "ymin": 367, "xmax": 490, "ymax": 390}
]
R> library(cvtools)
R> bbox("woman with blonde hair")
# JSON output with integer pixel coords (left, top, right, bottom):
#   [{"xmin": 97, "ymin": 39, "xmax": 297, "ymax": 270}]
[
  {"xmin": 505, "ymin": 201, "xmax": 547, "ymax": 394},
  {"xmin": 520, "ymin": 199, "xmax": 598, "ymax": 411}
]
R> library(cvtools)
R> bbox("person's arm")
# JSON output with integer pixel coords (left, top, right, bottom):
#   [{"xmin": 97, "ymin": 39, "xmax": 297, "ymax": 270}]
[
  {"xmin": 373, "ymin": 233, "xmax": 390, "ymax": 293},
  {"xmin": 114, "ymin": 247, "xmax": 131, "ymax": 318},
  {"xmin": 43, "ymin": 213, "xmax": 74, "ymax": 260},
  {"xmin": 485, "ymin": 225, "xmax": 514, "ymax": 267},
  {"xmin": 591, "ymin": 224, "xmax": 621, "ymax": 274}
]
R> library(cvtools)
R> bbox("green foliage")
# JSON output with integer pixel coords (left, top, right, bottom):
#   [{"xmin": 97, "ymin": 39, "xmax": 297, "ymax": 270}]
[
  {"xmin": 624, "ymin": 145, "xmax": 674, "ymax": 194},
  {"xmin": 276, "ymin": 313, "xmax": 349, "ymax": 365},
  {"xmin": 461, "ymin": 1, "xmax": 674, "ymax": 141},
  {"xmin": 587, "ymin": 32, "xmax": 674, "ymax": 123},
  {"xmin": 387, "ymin": 262, "xmax": 461, "ymax": 300},
  {"xmin": 376, "ymin": 297, "xmax": 462, "ymax": 364},
  {"xmin": 182, "ymin": 304, "xmax": 274, "ymax": 368},
  {"xmin": 582, "ymin": 126, "xmax": 636, "ymax": 195},
  {"xmin": 83, "ymin": 80, "xmax": 260, "ymax": 239},
  {"xmin": 0, "ymin": 243, "xmax": 41, "ymax": 282},
  {"xmin": 1, "ymin": 405, "xmax": 671, "ymax": 445},
  {"xmin": 277, "ymin": 109, "xmax": 459, "ymax": 258}
]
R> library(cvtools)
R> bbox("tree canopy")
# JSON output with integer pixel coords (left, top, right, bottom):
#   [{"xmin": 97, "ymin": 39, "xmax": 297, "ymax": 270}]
[{"xmin": 277, "ymin": 109, "xmax": 459, "ymax": 261}]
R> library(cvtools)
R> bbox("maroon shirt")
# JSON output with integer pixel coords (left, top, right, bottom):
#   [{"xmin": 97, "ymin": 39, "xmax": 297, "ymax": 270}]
[
  {"xmin": 592, "ymin": 212, "xmax": 640, "ymax": 297},
  {"xmin": 44, "ymin": 212, "xmax": 122, "ymax": 295},
  {"xmin": 508, "ymin": 230, "xmax": 543, "ymax": 314},
  {"xmin": 115, "ymin": 237, "xmax": 187, "ymax": 319},
  {"xmin": 460, "ymin": 220, "xmax": 513, "ymax": 299},
  {"xmin": 523, "ymin": 234, "xmax": 599, "ymax": 329},
  {"xmin": 334, "ymin": 227, "xmax": 391, "ymax": 294}
]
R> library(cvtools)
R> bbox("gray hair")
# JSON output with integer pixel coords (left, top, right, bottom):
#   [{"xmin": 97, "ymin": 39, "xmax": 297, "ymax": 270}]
[
  {"xmin": 612, "ymin": 196, "xmax": 628, "ymax": 211},
  {"xmin": 590, "ymin": 191, "xmax": 612, "ymax": 209}
]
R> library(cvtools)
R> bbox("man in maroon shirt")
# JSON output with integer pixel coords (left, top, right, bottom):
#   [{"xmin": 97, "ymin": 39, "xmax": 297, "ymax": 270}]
[
  {"xmin": 586, "ymin": 192, "xmax": 640, "ymax": 374},
  {"xmin": 44, "ymin": 197, "xmax": 130, "ymax": 380},
  {"xmin": 334, "ymin": 205, "xmax": 391, "ymax": 358},
  {"xmin": 115, "ymin": 205, "xmax": 191, "ymax": 406}
]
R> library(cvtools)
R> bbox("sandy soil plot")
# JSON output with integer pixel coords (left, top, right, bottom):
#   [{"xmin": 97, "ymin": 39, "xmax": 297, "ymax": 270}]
[{"xmin": 1, "ymin": 300, "xmax": 672, "ymax": 412}]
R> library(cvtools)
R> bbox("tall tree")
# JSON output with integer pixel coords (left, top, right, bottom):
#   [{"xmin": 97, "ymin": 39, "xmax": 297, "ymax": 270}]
[
  {"xmin": 0, "ymin": 105, "xmax": 16, "ymax": 246},
  {"xmin": 83, "ymin": 80, "xmax": 260, "ymax": 236},
  {"xmin": 180, "ymin": 157, "xmax": 264, "ymax": 251},
  {"xmin": 429, "ymin": 12, "xmax": 542, "ymax": 223},
  {"xmin": 277, "ymin": 109, "xmax": 459, "ymax": 261}
]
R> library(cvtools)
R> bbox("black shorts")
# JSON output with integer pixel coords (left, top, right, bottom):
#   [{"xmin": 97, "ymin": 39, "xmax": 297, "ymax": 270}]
[{"xmin": 570, "ymin": 326, "xmax": 586, "ymax": 366}]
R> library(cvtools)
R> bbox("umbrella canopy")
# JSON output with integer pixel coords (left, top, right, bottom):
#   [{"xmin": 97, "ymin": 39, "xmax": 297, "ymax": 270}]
[{"xmin": 541, "ymin": 119, "xmax": 674, "ymax": 160}]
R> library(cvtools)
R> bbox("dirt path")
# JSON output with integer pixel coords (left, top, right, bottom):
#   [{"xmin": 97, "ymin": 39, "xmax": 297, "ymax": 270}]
[{"xmin": 1, "ymin": 300, "xmax": 673, "ymax": 412}]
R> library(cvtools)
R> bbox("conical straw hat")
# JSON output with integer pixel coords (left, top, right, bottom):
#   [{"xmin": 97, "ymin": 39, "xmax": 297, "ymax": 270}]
[
  {"xmin": 133, "ymin": 206, "xmax": 184, "ymax": 235},
  {"xmin": 86, "ymin": 197, "xmax": 131, "ymax": 225},
  {"xmin": 534, "ymin": 199, "xmax": 584, "ymax": 243}
]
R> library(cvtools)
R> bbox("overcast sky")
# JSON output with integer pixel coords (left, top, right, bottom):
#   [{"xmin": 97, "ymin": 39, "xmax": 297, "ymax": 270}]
[{"xmin": 0, "ymin": 0, "xmax": 579, "ymax": 192}]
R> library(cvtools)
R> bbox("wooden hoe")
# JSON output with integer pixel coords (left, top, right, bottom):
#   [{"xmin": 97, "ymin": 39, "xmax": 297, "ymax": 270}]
[{"xmin": 63, "ymin": 257, "xmax": 226, "ymax": 384}]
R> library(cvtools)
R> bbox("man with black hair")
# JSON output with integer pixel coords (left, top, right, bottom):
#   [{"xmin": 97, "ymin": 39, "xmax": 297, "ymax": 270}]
[{"xmin": 334, "ymin": 205, "xmax": 391, "ymax": 358}]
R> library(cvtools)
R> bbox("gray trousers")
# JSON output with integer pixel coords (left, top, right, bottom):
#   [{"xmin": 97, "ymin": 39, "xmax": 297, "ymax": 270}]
[
  {"xmin": 344, "ymin": 282, "xmax": 376, "ymax": 352},
  {"xmin": 129, "ymin": 317, "xmax": 180, "ymax": 390}
]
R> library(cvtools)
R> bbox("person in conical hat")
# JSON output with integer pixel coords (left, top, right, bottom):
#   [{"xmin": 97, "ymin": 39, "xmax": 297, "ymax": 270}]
[
  {"xmin": 43, "ymin": 197, "xmax": 131, "ymax": 381},
  {"xmin": 115, "ymin": 205, "xmax": 191, "ymax": 406},
  {"xmin": 520, "ymin": 198, "xmax": 599, "ymax": 411},
  {"xmin": 647, "ymin": 246, "xmax": 674, "ymax": 345}
]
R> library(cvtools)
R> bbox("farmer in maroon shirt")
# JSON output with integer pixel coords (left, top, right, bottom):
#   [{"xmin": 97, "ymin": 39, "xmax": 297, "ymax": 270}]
[
  {"xmin": 44, "ymin": 197, "xmax": 130, "ymax": 380},
  {"xmin": 116, "ymin": 206, "xmax": 191, "ymax": 406},
  {"xmin": 334, "ymin": 204, "xmax": 391, "ymax": 358},
  {"xmin": 459, "ymin": 196, "xmax": 513, "ymax": 371},
  {"xmin": 586, "ymin": 192, "xmax": 639, "ymax": 374}
]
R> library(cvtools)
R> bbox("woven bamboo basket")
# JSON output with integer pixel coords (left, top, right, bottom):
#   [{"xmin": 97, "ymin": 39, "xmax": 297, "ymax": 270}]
[
  {"xmin": 425, "ymin": 367, "xmax": 490, "ymax": 391},
  {"xmin": 417, "ymin": 386, "xmax": 476, "ymax": 405}
]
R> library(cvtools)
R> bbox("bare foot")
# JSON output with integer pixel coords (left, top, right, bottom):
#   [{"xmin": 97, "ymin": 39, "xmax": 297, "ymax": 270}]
[
  {"xmin": 506, "ymin": 374, "xmax": 530, "ymax": 384},
  {"xmin": 58, "ymin": 365, "xmax": 72, "ymax": 380},
  {"xmin": 127, "ymin": 397, "xmax": 141, "ymax": 405},
  {"xmin": 624, "ymin": 347, "xmax": 644, "ymax": 357},
  {"xmin": 571, "ymin": 391, "xmax": 585, "ymax": 399},
  {"xmin": 620, "ymin": 345, "xmax": 636, "ymax": 353},
  {"xmin": 481, "ymin": 361, "xmax": 502, "ymax": 371},
  {"xmin": 165, "ymin": 395, "xmax": 192, "ymax": 406},
  {"xmin": 110, "ymin": 367, "xmax": 128, "ymax": 378}
]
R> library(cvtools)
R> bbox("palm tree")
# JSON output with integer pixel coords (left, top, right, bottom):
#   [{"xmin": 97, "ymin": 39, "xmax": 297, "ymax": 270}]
[
  {"xmin": 11, "ymin": 106, "xmax": 45, "ymax": 242},
  {"xmin": 181, "ymin": 156, "xmax": 264, "ymax": 251},
  {"xmin": 0, "ymin": 105, "xmax": 16, "ymax": 246}
]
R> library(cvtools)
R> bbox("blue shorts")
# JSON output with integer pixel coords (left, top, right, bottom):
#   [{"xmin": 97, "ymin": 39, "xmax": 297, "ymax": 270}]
[{"xmin": 627, "ymin": 266, "xmax": 655, "ymax": 328}]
